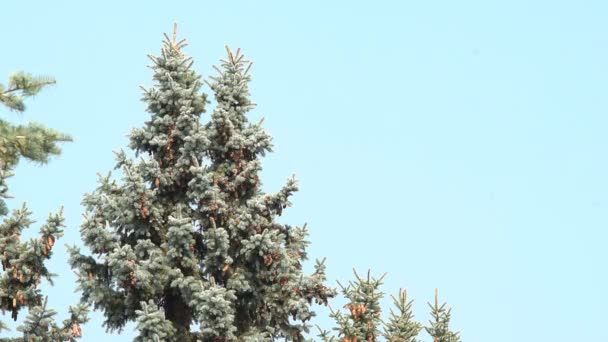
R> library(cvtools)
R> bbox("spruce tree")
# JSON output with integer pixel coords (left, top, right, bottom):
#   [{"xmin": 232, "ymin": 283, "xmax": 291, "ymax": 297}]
[
  {"xmin": 0, "ymin": 75, "xmax": 88, "ymax": 341},
  {"xmin": 425, "ymin": 290, "xmax": 460, "ymax": 342},
  {"xmin": 318, "ymin": 270, "xmax": 386, "ymax": 342},
  {"xmin": 382, "ymin": 289, "xmax": 423, "ymax": 342},
  {"xmin": 68, "ymin": 28, "xmax": 335, "ymax": 341}
]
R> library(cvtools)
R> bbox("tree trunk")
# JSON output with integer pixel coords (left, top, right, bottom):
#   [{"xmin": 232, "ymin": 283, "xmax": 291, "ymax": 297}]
[{"xmin": 164, "ymin": 289, "xmax": 193, "ymax": 342}]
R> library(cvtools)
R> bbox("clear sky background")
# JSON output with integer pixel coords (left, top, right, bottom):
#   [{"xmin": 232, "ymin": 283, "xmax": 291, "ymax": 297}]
[{"xmin": 2, "ymin": 1, "xmax": 608, "ymax": 341}]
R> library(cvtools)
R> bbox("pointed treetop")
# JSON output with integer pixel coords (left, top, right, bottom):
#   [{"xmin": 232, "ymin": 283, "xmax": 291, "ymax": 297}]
[
  {"xmin": 173, "ymin": 22, "xmax": 178, "ymax": 44},
  {"xmin": 435, "ymin": 288, "xmax": 439, "ymax": 315},
  {"xmin": 162, "ymin": 23, "xmax": 185, "ymax": 57},
  {"xmin": 221, "ymin": 45, "xmax": 253, "ymax": 74},
  {"xmin": 434, "ymin": 288, "xmax": 439, "ymax": 342}
]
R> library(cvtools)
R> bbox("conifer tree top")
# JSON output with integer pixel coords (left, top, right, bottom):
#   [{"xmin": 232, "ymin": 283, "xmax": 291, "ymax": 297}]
[{"xmin": 69, "ymin": 27, "xmax": 335, "ymax": 341}]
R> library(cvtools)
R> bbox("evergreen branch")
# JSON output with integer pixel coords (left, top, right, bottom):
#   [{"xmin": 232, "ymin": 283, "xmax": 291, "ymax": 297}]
[
  {"xmin": 243, "ymin": 62, "xmax": 253, "ymax": 76},
  {"xmin": 225, "ymin": 45, "xmax": 234, "ymax": 64},
  {"xmin": 1, "ymin": 72, "xmax": 56, "ymax": 112},
  {"xmin": 212, "ymin": 65, "xmax": 224, "ymax": 76},
  {"xmin": 2, "ymin": 76, "xmax": 55, "ymax": 96}
]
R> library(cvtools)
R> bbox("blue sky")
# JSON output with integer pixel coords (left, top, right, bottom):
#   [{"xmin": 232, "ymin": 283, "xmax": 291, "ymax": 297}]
[{"xmin": 2, "ymin": 1, "xmax": 608, "ymax": 341}]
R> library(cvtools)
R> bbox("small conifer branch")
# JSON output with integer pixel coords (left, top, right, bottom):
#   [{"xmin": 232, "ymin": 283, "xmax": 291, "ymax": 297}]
[
  {"xmin": 435, "ymin": 288, "xmax": 438, "ymax": 317},
  {"xmin": 162, "ymin": 32, "xmax": 172, "ymax": 44},
  {"xmin": 244, "ymin": 62, "xmax": 253, "ymax": 76},
  {"xmin": 212, "ymin": 65, "xmax": 224, "ymax": 76},
  {"xmin": 2, "ymin": 78, "xmax": 55, "ymax": 96},
  {"xmin": 256, "ymin": 117, "xmax": 265, "ymax": 126},
  {"xmin": 147, "ymin": 54, "xmax": 157, "ymax": 62},
  {"xmin": 139, "ymin": 85, "xmax": 151, "ymax": 96},
  {"xmin": 173, "ymin": 22, "xmax": 178, "ymax": 44},
  {"xmin": 225, "ymin": 45, "xmax": 234, "ymax": 64}
]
